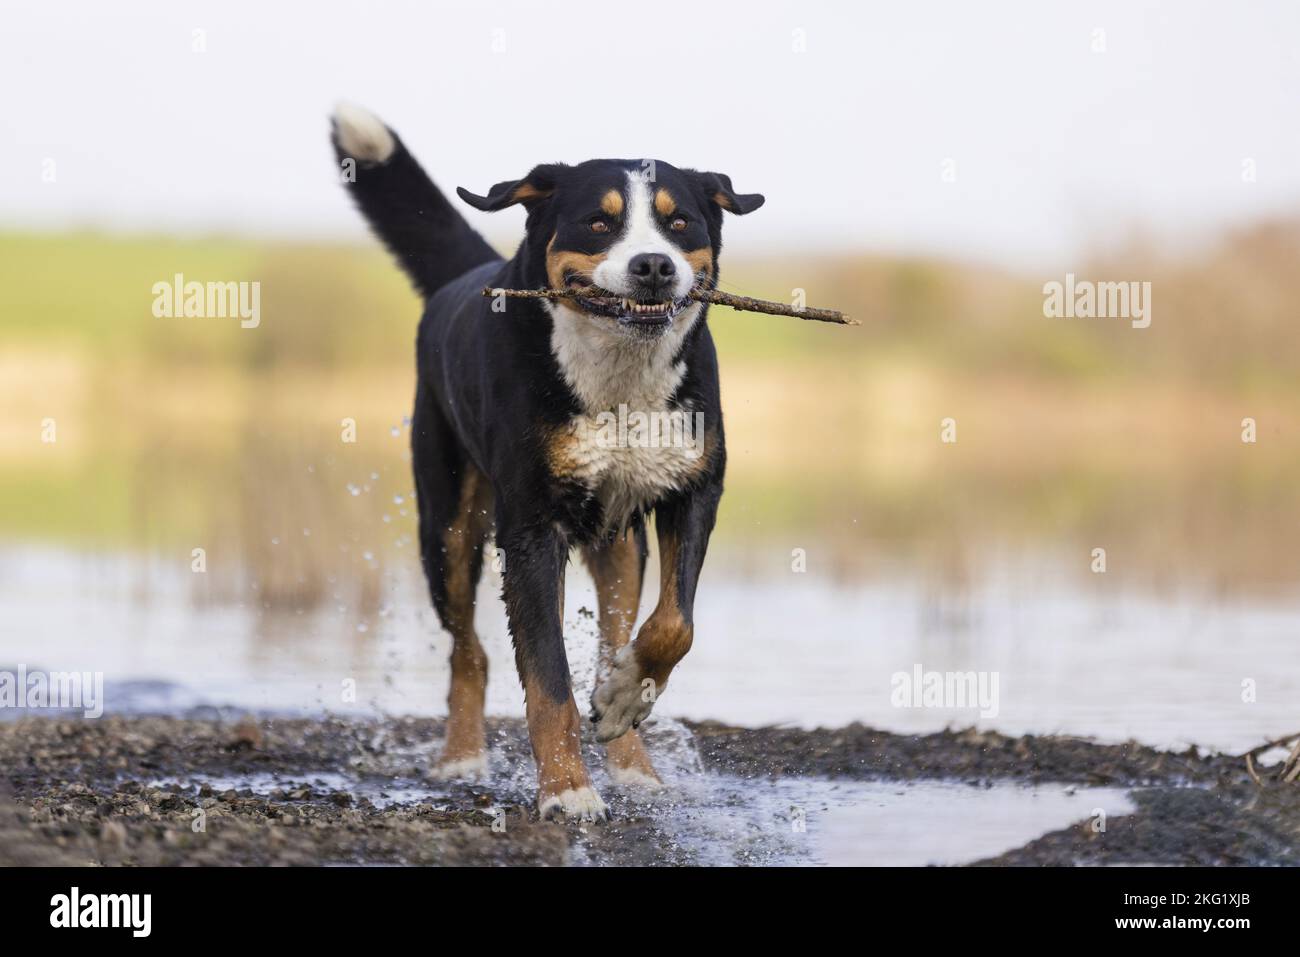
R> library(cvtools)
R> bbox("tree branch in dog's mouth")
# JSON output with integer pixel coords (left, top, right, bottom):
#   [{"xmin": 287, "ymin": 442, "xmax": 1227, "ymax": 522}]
[
  {"xmin": 482, "ymin": 282, "xmax": 857, "ymax": 326},
  {"xmin": 552, "ymin": 272, "xmax": 684, "ymax": 324}
]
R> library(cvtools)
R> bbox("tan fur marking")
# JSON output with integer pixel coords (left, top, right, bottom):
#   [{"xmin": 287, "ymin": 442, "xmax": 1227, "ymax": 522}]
[
  {"xmin": 600, "ymin": 189, "xmax": 624, "ymax": 216},
  {"xmin": 606, "ymin": 727, "xmax": 657, "ymax": 779},
  {"xmin": 625, "ymin": 528, "xmax": 694, "ymax": 689},
  {"xmin": 543, "ymin": 422, "xmax": 583, "ymax": 480},
  {"xmin": 546, "ymin": 235, "xmax": 609, "ymax": 290},
  {"xmin": 583, "ymin": 535, "xmax": 643, "ymax": 664},
  {"xmin": 544, "ymin": 417, "xmax": 716, "ymax": 538},
  {"xmin": 583, "ymin": 536, "xmax": 660, "ymax": 782},
  {"xmin": 438, "ymin": 464, "xmax": 493, "ymax": 767},
  {"xmin": 511, "ymin": 182, "xmax": 552, "ymax": 204},
  {"xmin": 634, "ymin": 610, "xmax": 693, "ymax": 690},
  {"xmin": 685, "ymin": 430, "xmax": 716, "ymax": 483},
  {"xmin": 712, "ymin": 192, "xmax": 734, "ymax": 211},
  {"xmin": 654, "ymin": 188, "xmax": 676, "ymax": 216},
  {"xmin": 443, "ymin": 465, "xmax": 490, "ymax": 636},
  {"xmin": 523, "ymin": 674, "xmax": 593, "ymax": 801},
  {"xmin": 684, "ymin": 247, "xmax": 715, "ymax": 280}
]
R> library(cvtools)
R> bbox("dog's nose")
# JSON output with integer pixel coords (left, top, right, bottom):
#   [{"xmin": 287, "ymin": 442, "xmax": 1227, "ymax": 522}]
[{"xmin": 628, "ymin": 253, "xmax": 676, "ymax": 292}]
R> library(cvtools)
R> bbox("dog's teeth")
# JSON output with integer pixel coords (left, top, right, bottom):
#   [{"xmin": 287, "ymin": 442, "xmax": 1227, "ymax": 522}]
[{"xmin": 622, "ymin": 298, "xmax": 631, "ymax": 310}]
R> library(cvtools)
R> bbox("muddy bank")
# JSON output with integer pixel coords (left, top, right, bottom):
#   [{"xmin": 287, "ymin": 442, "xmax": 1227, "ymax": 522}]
[
  {"xmin": 974, "ymin": 785, "xmax": 1300, "ymax": 866},
  {"xmin": 0, "ymin": 714, "xmax": 1292, "ymax": 866},
  {"xmin": 688, "ymin": 721, "xmax": 1247, "ymax": 786}
]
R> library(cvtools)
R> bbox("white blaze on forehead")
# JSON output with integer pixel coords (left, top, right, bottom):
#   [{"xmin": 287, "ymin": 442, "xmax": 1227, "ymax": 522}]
[{"xmin": 592, "ymin": 171, "xmax": 694, "ymax": 299}]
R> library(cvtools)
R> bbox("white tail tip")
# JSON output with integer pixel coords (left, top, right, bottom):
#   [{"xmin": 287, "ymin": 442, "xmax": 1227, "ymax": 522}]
[{"xmin": 333, "ymin": 101, "xmax": 395, "ymax": 163}]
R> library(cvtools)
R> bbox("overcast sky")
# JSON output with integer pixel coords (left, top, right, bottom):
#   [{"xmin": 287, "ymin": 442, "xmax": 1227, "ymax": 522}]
[{"xmin": 3, "ymin": 0, "xmax": 1298, "ymax": 270}]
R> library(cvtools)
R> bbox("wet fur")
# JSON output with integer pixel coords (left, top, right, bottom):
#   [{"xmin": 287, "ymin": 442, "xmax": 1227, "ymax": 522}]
[{"xmin": 331, "ymin": 103, "xmax": 762, "ymax": 818}]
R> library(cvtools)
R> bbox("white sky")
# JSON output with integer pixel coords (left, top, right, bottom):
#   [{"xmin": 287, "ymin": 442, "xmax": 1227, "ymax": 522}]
[{"xmin": 3, "ymin": 0, "xmax": 1299, "ymax": 270}]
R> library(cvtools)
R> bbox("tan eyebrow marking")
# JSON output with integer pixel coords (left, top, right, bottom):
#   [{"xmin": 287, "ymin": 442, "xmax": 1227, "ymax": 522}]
[
  {"xmin": 654, "ymin": 188, "xmax": 676, "ymax": 216},
  {"xmin": 600, "ymin": 190, "xmax": 624, "ymax": 216}
]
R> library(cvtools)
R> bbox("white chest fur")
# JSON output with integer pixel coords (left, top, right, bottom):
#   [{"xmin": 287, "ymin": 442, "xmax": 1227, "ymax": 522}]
[{"xmin": 547, "ymin": 302, "xmax": 708, "ymax": 527}]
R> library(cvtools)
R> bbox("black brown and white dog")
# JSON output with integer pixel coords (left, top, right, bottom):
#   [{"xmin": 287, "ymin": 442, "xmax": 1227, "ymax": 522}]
[{"xmin": 331, "ymin": 103, "xmax": 763, "ymax": 821}]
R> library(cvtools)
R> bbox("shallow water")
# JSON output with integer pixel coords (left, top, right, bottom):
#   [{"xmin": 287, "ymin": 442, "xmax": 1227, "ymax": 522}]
[
  {"xmin": 810, "ymin": 782, "xmax": 1136, "ymax": 866},
  {"xmin": 142, "ymin": 720, "xmax": 1136, "ymax": 867},
  {"xmin": 4, "ymin": 544, "xmax": 1297, "ymax": 755}
]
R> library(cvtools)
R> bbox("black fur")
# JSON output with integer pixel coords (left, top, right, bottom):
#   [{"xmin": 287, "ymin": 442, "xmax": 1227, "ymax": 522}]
[
  {"xmin": 333, "ymin": 110, "xmax": 763, "ymax": 805},
  {"xmin": 331, "ymin": 123, "xmax": 497, "ymax": 299}
]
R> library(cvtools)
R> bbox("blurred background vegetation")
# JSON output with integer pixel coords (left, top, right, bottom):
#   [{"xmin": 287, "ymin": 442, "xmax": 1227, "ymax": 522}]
[{"xmin": 3, "ymin": 221, "xmax": 1299, "ymax": 613}]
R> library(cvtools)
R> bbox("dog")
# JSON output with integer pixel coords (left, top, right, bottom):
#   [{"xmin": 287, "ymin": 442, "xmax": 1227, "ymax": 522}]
[{"xmin": 331, "ymin": 103, "xmax": 763, "ymax": 821}]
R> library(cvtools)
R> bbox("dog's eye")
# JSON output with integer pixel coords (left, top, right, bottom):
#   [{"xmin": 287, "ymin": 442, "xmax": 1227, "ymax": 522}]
[
  {"xmin": 669, "ymin": 216, "xmax": 688, "ymax": 232},
  {"xmin": 589, "ymin": 219, "xmax": 610, "ymax": 234}
]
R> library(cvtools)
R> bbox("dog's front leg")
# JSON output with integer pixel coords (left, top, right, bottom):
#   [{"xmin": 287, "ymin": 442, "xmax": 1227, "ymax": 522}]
[
  {"xmin": 591, "ymin": 481, "xmax": 721, "ymax": 743},
  {"xmin": 500, "ymin": 523, "xmax": 606, "ymax": 822}
]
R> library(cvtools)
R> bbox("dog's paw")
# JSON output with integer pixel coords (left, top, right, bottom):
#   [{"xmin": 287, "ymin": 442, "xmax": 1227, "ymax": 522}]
[
  {"xmin": 591, "ymin": 645, "xmax": 659, "ymax": 744},
  {"xmin": 608, "ymin": 763, "xmax": 665, "ymax": 792},
  {"xmin": 427, "ymin": 753, "xmax": 488, "ymax": 783},
  {"xmin": 538, "ymin": 786, "xmax": 608, "ymax": 823},
  {"xmin": 332, "ymin": 101, "xmax": 395, "ymax": 164}
]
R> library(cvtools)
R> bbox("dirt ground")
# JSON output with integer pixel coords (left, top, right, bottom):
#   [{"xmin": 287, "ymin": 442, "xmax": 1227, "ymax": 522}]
[{"xmin": 1, "ymin": 714, "xmax": 1295, "ymax": 866}]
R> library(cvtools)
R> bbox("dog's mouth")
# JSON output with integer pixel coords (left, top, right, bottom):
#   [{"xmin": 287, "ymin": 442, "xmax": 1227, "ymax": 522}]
[{"xmin": 562, "ymin": 273, "xmax": 689, "ymax": 327}]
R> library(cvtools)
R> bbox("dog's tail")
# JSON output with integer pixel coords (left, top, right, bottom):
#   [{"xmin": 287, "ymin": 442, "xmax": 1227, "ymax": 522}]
[{"xmin": 331, "ymin": 102, "xmax": 499, "ymax": 300}]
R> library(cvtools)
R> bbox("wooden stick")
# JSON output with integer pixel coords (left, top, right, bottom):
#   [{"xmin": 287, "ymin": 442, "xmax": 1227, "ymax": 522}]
[{"xmin": 480, "ymin": 285, "xmax": 857, "ymax": 326}]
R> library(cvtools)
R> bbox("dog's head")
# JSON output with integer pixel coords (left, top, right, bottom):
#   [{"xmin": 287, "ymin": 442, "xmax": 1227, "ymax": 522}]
[{"xmin": 458, "ymin": 160, "xmax": 763, "ymax": 338}]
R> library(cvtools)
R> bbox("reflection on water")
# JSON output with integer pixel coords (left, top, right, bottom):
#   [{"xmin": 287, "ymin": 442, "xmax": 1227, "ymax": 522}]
[{"xmin": 4, "ymin": 543, "xmax": 1298, "ymax": 754}]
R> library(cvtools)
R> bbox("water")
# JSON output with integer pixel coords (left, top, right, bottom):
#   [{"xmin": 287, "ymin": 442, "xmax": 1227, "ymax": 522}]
[
  {"xmin": 141, "ymin": 719, "xmax": 1137, "ymax": 866},
  {"xmin": 811, "ymin": 782, "xmax": 1136, "ymax": 866},
  {"xmin": 3, "ymin": 544, "xmax": 1297, "ymax": 754}
]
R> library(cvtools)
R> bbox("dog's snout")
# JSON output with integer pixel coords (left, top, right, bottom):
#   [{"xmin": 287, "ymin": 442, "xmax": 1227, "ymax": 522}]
[{"xmin": 628, "ymin": 253, "xmax": 676, "ymax": 291}]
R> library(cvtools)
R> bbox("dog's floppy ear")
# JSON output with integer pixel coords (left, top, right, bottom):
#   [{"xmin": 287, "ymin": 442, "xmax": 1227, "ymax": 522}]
[
  {"xmin": 698, "ymin": 171, "xmax": 765, "ymax": 215},
  {"xmin": 456, "ymin": 164, "xmax": 564, "ymax": 212}
]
